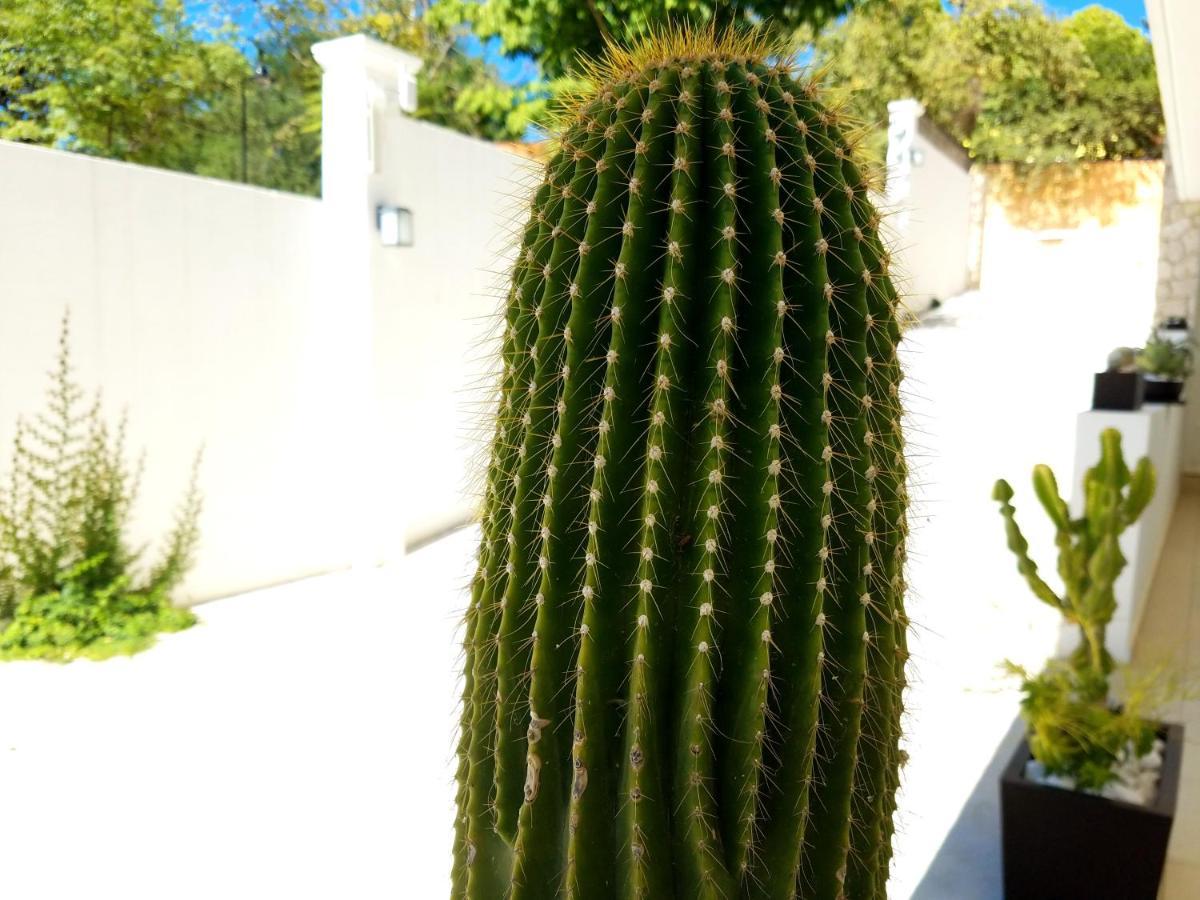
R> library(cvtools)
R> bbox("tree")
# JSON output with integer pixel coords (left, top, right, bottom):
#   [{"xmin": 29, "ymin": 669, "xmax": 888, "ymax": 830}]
[
  {"xmin": 0, "ymin": 0, "xmax": 246, "ymax": 169},
  {"xmin": 360, "ymin": 2, "xmax": 547, "ymax": 140},
  {"xmin": 189, "ymin": 0, "xmax": 541, "ymax": 192},
  {"xmin": 809, "ymin": 0, "xmax": 1163, "ymax": 166},
  {"xmin": 1, "ymin": 0, "xmax": 541, "ymax": 193},
  {"xmin": 1062, "ymin": 6, "xmax": 1163, "ymax": 162},
  {"xmin": 436, "ymin": 0, "xmax": 853, "ymax": 79}
]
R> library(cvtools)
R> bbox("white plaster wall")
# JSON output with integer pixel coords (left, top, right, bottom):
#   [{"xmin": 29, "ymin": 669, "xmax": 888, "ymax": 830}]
[
  {"xmin": 366, "ymin": 111, "xmax": 535, "ymax": 555},
  {"xmin": 978, "ymin": 162, "xmax": 1163, "ymax": 304},
  {"xmin": 0, "ymin": 141, "xmax": 360, "ymax": 602},
  {"xmin": 903, "ymin": 124, "xmax": 973, "ymax": 304},
  {"xmin": 0, "ymin": 37, "xmax": 537, "ymax": 601},
  {"xmin": 885, "ymin": 103, "xmax": 974, "ymax": 309}
]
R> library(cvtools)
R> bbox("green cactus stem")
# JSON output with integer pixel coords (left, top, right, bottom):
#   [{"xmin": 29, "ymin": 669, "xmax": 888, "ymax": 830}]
[
  {"xmin": 993, "ymin": 427, "xmax": 1155, "ymax": 683},
  {"xmin": 453, "ymin": 28, "xmax": 910, "ymax": 900}
]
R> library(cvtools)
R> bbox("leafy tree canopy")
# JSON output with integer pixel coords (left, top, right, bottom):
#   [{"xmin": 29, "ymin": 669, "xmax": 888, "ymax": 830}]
[
  {"xmin": 0, "ymin": 0, "xmax": 539, "ymax": 193},
  {"xmin": 433, "ymin": 0, "xmax": 852, "ymax": 79},
  {"xmin": 808, "ymin": 0, "xmax": 1163, "ymax": 166},
  {"xmin": 0, "ymin": 0, "xmax": 247, "ymax": 169}
]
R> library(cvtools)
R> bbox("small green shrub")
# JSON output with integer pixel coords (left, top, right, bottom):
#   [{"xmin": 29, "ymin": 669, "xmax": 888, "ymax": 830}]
[
  {"xmin": 0, "ymin": 317, "xmax": 201, "ymax": 661},
  {"xmin": 1005, "ymin": 661, "xmax": 1157, "ymax": 791},
  {"xmin": 1136, "ymin": 332, "xmax": 1193, "ymax": 381}
]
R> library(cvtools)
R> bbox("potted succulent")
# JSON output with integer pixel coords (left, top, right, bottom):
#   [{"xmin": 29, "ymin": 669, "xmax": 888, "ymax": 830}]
[
  {"xmin": 992, "ymin": 429, "xmax": 1185, "ymax": 900},
  {"xmin": 1093, "ymin": 346, "xmax": 1144, "ymax": 411},
  {"xmin": 1136, "ymin": 331, "xmax": 1193, "ymax": 403}
]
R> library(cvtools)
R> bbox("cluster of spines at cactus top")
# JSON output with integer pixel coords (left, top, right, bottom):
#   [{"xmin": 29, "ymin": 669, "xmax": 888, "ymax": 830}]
[{"xmin": 454, "ymin": 29, "xmax": 909, "ymax": 900}]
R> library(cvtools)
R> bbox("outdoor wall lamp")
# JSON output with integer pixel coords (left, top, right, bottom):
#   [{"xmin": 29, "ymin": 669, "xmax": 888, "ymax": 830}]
[{"xmin": 376, "ymin": 205, "xmax": 414, "ymax": 247}]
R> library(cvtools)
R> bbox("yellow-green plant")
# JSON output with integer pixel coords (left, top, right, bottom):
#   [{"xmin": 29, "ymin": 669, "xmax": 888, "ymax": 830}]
[
  {"xmin": 0, "ymin": 317, "xmax": 201, "ymax": 660},
  {"xmin": 455, "ymin": 28, "xmax": 910, "ymax": 900},
  {"xmin": 993, "ymin": 428, "xmax": 1154, "ymax": 686},
  {"xmin": 1004, "ymin": 660, "xmax": 1159, "ymax": 790},
  {"xmin": 994, "ymin": 428, "xmax": 1159, "ymax": 789},
  {"xmin": 1136, "ymin": 332, "xmax": 1193, "ymax": 381}
]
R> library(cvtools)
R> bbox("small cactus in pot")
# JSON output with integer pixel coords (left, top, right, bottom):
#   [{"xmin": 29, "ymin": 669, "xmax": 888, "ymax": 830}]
[
  {"xmin": 993, "ymin": 427, "xmax": 1154, "ymax": 687},
  {"xmin": 454, "ymin": 28, "xmax": 910, "ymax": 900}
]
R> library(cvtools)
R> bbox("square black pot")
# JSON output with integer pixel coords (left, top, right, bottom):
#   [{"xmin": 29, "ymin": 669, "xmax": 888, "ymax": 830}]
[
  {"xmin": 1000, "ymin": 723, "xmax": 1185, "ymax": 899},
  {"xmin": 1143, "ymin": 377, "xmax": 1185, "ymax": 404},
  {"xmin": 1092, "ymin": 371, "xmax": 1144, "ymax": 411}
]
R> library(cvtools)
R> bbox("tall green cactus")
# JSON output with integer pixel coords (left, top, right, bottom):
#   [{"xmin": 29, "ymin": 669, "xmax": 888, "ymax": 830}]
[
  {"xmin": 454, "ymin": 29, "xmax": 910, "ymax": 900},
  {"xmin": 992, "ymin": 427, "xmax": 1155, "ymax": 684}
]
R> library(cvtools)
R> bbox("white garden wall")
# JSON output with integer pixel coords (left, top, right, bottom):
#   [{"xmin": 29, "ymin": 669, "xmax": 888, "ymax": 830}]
[
  {"xmin": 367, "ymin": 107, "xmax": 532, "ymax": 556},
  {"xmin": 885, "ymin": 99, "xmax": 974, "ymax": 309},
  {"xmin": 0, "ymin": 36, "xmax": 532, "ymax": 602},
  {"xmin": 0, "ymin": 143, "xmax": 361, "ymax": 602}
]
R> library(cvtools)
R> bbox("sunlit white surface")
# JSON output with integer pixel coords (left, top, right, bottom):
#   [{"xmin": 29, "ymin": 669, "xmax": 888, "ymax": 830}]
[{"xmin": 0, "ymin": 538, "xmax": 472, "ymax": 900}]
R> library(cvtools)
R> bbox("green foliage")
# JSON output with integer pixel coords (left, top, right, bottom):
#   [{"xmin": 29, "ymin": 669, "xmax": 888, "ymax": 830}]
[
  {"xmin": 994, "ymin": 428, "xmax": 1161, "ymax": 788},
  {"xmin": 1062, "ymin": 6, "xmax": 1164, "ymax": 164},
  {"xmin": 1137, "ymin": 333, "xmax": 1194, "ymax": 381},
  {"xmin": 0, "ymin": 318, "xmax": 201, "ymax": 662},
  {"xmin": 993, "ymin": 428, "xmax": 1153, "ymax": 679},
  {"xmin": 1, "ymin": 0, "xmax": 535, "ymax": 195},
  {"xmin": 313, "ymin": 2, "xmax": 541, "ymax": 139},
  {"xmin": 1006, "ymin": 660, "xmax": 1157, "ymax": 791},
  {"xmin": 809, "ymin": 0, "xmax": 1164, "ymax": 166},
  {"xmin": 455, "ymin": 31, "xmax": 908, "ymax": 899},
  {"xmin": 0, "ymin": 0, "xmax": 248, "ymax": 168},
  {"xmin": 435, "ymin": 0, "xmax": 851, "ymax": 80},
  {"xmin": 186, "ymin": 0, "xmax": 543, "ymax": 191}
]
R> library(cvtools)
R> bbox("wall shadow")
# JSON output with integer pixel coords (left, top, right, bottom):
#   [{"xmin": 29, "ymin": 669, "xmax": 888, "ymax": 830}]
[{"xmin": 910, "ymin": 716, "xmax": 1025, "ymax": 900}]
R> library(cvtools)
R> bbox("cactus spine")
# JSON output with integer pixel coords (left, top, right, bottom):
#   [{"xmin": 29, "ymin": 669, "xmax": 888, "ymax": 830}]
[{"xmin": 454, "ymin": 30, "xmax": 909, "ymax": 900}]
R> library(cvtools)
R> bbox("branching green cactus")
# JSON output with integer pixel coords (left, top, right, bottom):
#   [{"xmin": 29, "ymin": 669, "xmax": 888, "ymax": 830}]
[
  {"xmin": 454, "ymin": 29, "xmax": 910, "ymax": 900},
  {"xmin": 992, "ymin": 427, "xmax": 1155, "ymax": 684}
]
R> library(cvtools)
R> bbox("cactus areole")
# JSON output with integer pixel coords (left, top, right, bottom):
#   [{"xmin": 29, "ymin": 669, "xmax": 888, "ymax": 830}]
[{"xmin": 454, "ymin": 29, "xmax": 910, "ymax": 900}]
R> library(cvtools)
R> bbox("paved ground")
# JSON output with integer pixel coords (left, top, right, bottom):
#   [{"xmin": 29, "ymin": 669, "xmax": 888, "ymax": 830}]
[
  {"xmin": 0, "ymin": 283, "xmax": 1177, "ymax": 899},
  {"xmin": 1131, "ymin": 481, "xmax": 1200, "ymax": 897}
]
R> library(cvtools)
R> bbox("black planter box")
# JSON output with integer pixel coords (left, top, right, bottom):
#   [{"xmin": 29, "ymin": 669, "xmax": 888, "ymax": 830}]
[
  {"xmin": 1142, "ymin": 377, "xmax": 1185, "ymax": 404},
  {"xmin": 1092, "ymin": 371, "xmax": 1144, "ymax": 410},
  {"xmin": 1000, "ymin": 723, "xmax": 1185, "ymax": 899}
]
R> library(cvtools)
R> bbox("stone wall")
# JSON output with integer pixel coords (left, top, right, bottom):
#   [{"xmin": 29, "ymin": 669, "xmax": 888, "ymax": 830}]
[
  {"xmin": 1156, "ymin": 147, "xmax": 1200, "ymax": 474},
  {"xmin": 1155, "ymin": 147, "xmax": 1200, "ymax": 321}
]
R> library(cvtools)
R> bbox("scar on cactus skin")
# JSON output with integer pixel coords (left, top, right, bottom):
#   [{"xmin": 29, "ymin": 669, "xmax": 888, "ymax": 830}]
[{"xmin": 454, "ymin": 26, "xmax": 910, "ymax": 900}]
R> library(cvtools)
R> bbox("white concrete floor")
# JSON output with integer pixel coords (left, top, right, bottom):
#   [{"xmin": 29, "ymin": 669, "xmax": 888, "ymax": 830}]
[
  {"xmin": 0, "ymin": 280, "xmax": 1176, "ymax": 899},
  {"xmin": 0, "ymin": 553, "xmax": 470, "ymax": 900}
]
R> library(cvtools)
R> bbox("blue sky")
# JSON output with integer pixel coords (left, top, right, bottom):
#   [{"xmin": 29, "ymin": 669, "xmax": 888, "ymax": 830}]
[{"xmin": 1048, "ymin": 1, "xmax": 1145, "ymax": 27}]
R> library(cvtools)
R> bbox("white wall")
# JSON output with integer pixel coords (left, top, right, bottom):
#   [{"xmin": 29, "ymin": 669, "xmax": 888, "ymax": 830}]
[
  {"xmin": 977, "ymin": 161, "xmax": 1164, "ymax": 315},
  {"xmin": 367, "ymin": 114, "xmax": 532, "ymax": 550},
  {"xmin": 313, "ymin": 35, "xmax": 533, "ymax": 561},
  {"xmin": 1147, "ymin": 0, "xmax": 1200, "ymax": 203},
  {"xmin": 0, "ymin": 143, "xmax": 360, "ymax": 602},
  {"xmin": 0, "ymin": 36, "xmax": 533, "ymax": 601},
  {"xmin": 885, "ymin": 99, "xmax": 974, "ymax": 308}
]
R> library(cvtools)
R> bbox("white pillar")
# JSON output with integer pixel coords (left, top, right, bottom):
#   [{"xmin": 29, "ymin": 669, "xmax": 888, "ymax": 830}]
[
  {"xmin": 885, "ymin": 98, "xmax": 925, "ymax": 229},
  {"xmin": 312, "ymin": 35, "xmax": 423, "ymax": 565}
]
